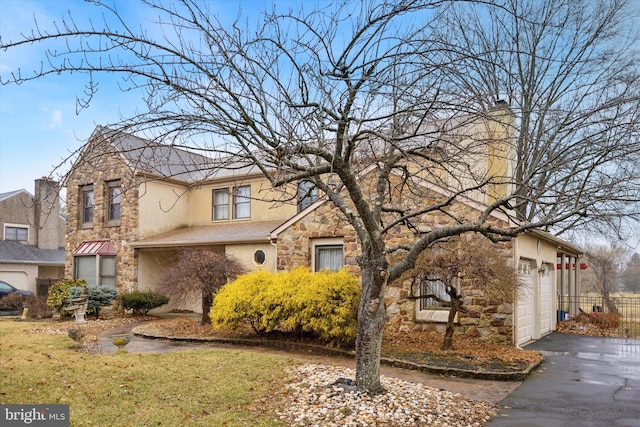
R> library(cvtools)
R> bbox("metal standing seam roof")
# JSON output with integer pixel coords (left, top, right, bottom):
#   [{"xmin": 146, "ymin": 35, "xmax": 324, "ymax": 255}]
[{"xmin": 73, "ymin": 239, "xmax": 117, "ymax": 256}]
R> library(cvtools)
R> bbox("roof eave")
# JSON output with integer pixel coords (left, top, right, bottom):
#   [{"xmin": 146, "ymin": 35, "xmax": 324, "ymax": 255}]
[
  {"xmin": 527, "ymin": 229, "xmax": 584, "ymax": 256},
  {"xmin": 130, "ymin": 235, "xmax": 271, "ymax": 249}
]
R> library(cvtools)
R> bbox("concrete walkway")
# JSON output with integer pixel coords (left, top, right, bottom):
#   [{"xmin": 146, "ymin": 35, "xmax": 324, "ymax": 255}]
[{"xmin": 488, "ymin": 333, "xmax": 640, "ymax": 427}]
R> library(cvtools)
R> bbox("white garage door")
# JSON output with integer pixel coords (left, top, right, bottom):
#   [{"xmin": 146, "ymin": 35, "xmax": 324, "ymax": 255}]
[
  {"xmin": 0, "ymin": 271, "xmax": 29, "ymax": 290},
  {"xmin": 516, "ymin": 260, "xmax": 534, "ymax": 346},
  {"xmin": 539, "ymin": 264, "xmax": 552, "ymax": 335}
]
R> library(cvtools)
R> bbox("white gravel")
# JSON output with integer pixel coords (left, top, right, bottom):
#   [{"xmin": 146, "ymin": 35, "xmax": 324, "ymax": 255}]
[{"xmin": 276, "ymin": 364, "xmax": 498, "ymax": 426}]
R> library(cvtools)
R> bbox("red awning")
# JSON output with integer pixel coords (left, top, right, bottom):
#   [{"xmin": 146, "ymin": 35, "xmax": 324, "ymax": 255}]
[{"xmin": 74, "ymin": 240, "xmax": 117, "ymax": 256}]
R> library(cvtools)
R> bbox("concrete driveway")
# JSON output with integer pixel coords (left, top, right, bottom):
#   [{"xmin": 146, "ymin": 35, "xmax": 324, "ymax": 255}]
[{"xmin": 488, "ymin": 332, "xmax": 640, "ymax": 427}]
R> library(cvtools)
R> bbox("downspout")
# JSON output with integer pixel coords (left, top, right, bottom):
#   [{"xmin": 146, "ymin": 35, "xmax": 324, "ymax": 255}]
[{"xmin": 513, "ymin": 236, "xmax": 520, "ymax": 349}]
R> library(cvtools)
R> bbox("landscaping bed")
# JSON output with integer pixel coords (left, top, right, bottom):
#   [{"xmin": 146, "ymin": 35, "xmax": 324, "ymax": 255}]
[
  {"xmin": 22, "ymin": 314, "xmax": 542, "ymax": 378},
  {"xmin": 133, "ymin": 317, "xmax": 542, "ymax": 378}
]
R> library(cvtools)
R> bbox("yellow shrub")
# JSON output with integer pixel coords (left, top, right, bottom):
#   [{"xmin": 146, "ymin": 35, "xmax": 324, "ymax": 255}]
[
  {"xmin": 209, "ymin": 269, "xmax": 273, "ymax": 333},
  {"xmin": 210, "ymin": 267, "xmax": 360, "ymax": 346}
]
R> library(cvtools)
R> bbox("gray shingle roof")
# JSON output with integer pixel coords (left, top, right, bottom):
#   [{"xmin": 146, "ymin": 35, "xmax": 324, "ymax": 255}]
[
  {"xmin": 95, "ymin": 127, "xmax": 257, "ymax": 184},
  {"xmin": 0, "ymin": 241, "xmax": 65, "ymax": 265},
  {"xmin": 0, "ymin": 189, "xmax": 32, "ymax": 202}
]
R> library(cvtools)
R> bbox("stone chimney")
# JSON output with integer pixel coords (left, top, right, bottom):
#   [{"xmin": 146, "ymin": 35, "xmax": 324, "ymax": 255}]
[{"xmin": 34, "ymin": 178, "xmax": 63, "ymax": 250}]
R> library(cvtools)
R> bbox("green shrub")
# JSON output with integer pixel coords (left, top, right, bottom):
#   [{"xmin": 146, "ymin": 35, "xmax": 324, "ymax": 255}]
[
  {"xmin": 118, "ymin": 290, "xmax": 169, "ymax": 315},
  {"xmin": 46, "ymin": 278, "xmax": 88, "ymax": 315},
  {"xmin": 70, "ymin": 285, "xmax": 118, "ymax": 319},
  {"xmin": 210, "ymin": 267, "xmax": 360, "ymax": 346}
]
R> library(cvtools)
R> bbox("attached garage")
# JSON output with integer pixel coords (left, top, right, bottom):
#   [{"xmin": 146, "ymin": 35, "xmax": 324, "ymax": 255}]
[
  {"xmin": 0, "ymin": 270, "xmax": 30, "ymax": 290},
  {"xmin": 516, "ymin": 259, "xmax": 534, "ymax": 346},
  {"xmin": 538, "ymin": 263, "xmax": 553, "ymax": 336}
]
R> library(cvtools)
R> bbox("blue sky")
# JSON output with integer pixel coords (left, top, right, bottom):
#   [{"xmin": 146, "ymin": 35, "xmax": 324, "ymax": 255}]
[
  {"xmin": 0, "ymin": 0, "xmax": 261, "ymax": 195},
  {"xmin": 0, "ymin": 0, "xmax": 144, "ymax": 194},
  {"xmin": 0, "ymin": 0, "xmax": 638, "ymax": 249}
]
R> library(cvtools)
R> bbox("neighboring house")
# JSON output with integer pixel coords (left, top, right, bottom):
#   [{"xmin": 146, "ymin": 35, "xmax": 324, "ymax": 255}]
[
  {"xmin": 65, "ymin": 105, "xmax": 584, "ymax": 346},
  {"xmin": 0, "ymin": 179, "xmax": 66, "ymax": 295}
]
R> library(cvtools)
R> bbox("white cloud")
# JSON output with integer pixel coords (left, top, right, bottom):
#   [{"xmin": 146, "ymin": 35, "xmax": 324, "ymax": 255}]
[{"xmin": 49, "ymin": 109, "xmax": 63, "ymax": 128}]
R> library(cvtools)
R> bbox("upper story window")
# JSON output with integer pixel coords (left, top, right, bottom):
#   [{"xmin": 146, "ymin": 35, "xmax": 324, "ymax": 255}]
[
  {"xmin": 233, "ymin": 185, "xmax": 251, "ymax": 219},
  {"xmin": 107, "ymin": 180, "xmax": 121, "ymax": 223},
  {"xmin": 297, "ymin": 180, "xmax": 318, "ymax": 212},
  {"xmin": 81, "ymin": 184, "xmax": 94, "ymax": 226},
  {"xmin": 212, "ymin": 185, "xmax": 251, "ymax": 221},
  {"xmin": 212, "ymin": 189, "xmax": 229, "ymax": 221},
  {"xmin": 4, "ymin": 225, "xmax": 28, "ymax": 241}
]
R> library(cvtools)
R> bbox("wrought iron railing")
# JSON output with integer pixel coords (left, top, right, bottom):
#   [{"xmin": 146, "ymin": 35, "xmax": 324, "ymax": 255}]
[{"xmin": 558, "ymin": 294, "xmax": 640, "ymax": 339}]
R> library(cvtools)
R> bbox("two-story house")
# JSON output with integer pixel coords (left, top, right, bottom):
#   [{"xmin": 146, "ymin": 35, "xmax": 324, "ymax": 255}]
[
  {"xmin": 0, "ymin": 178, "xmax": 65, "ymax": 295},
  {"xmin": 65, "ymin": 104, "xmax": 584, "ymax": 346}
]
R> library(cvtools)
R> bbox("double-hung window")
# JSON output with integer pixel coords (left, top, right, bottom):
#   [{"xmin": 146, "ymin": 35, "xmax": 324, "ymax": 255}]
[
  {"xmin": 107, "ymin": 180, "xmax": 121, "ymax": 223},
  {"xmin": 312, "ymin": 238, "xmax": 344, "ymax": 272},
  {"xmin": 233, "ymin": 185, "xmax": 251, "ymax": 219},
  {"xmin": 81, "ymin": 184, "xmax": 94, "ymax": 226},
  {"xmin": 212, "ymin": 189, "xmax": 229, "ymax": 221},
  {"xmin": 213, "ymin": 186, "xmax": 250, "ymax": 221}
]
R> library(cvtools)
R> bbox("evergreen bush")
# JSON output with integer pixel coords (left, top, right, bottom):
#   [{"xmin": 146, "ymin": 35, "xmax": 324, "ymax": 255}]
[
  {"xmin": 118, "ymin": 290, "xmax": 169, "ymax": 315},
  {"xmin": 70, "ymin": 285, "xmax": 118, "ymax": 319},
  {"xmin": 210, "ymin": 267, "xmax": 360, "ymax": 346}
]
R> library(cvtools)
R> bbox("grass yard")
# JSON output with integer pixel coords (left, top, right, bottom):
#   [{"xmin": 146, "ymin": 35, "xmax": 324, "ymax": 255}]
[{"xmin": 0, "ymin": 318, "xmax": 298, "ymax": 426}]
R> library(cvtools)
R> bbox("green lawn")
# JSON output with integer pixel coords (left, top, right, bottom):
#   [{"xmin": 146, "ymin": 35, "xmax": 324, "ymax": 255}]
[{"xmin": 0, "ymin": 319, "xmax": 298, "ymax": 426}]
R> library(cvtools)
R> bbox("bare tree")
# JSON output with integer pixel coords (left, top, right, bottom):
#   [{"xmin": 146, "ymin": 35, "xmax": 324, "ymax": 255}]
[
  {"xmin": 158, "ymin": 249, "xmax": 246, "ymax": 325},
  {"xmin": 622, "ymin": 253, "xmax": 640, "ymax": 294},
  {"xmin": 405, "ymin": 235, "xmax": 520, "ymax": 350},
  {"xmin": 2, "ymin": 0, "xmax": 639, "ymax": 392},
  {"xmin": 585, "ymin": 244, "xmax": 628, "ymax": 313},
  {"xmin": 431, "ymin": 0, "xmax": 640, "ymax": 241}
]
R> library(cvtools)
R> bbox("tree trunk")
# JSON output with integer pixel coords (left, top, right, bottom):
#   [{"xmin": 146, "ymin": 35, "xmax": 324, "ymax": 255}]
[
  {"xmin": 601, "ymin": 279, "xmax": 619, "ymax": 314},
  {"xmin": 201, "ymin": 288, "xmax": 213, "ymax": 325},
  {"xmin": 355, "ymin": 263, "xmax": 388, "ymax": 394},
  {"xmin": 441, "ymin": 305, "xmax": 458, "ymax": 350}
]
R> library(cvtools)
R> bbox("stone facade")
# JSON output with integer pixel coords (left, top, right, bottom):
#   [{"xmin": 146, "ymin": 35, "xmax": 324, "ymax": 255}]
[
  {"xmin": 65, "ymin": 138, "xmax": 140, "ymax": 292},
  {"xmin": 276, "ymin": 189, "xmax": 518, "ymax": 345}
]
